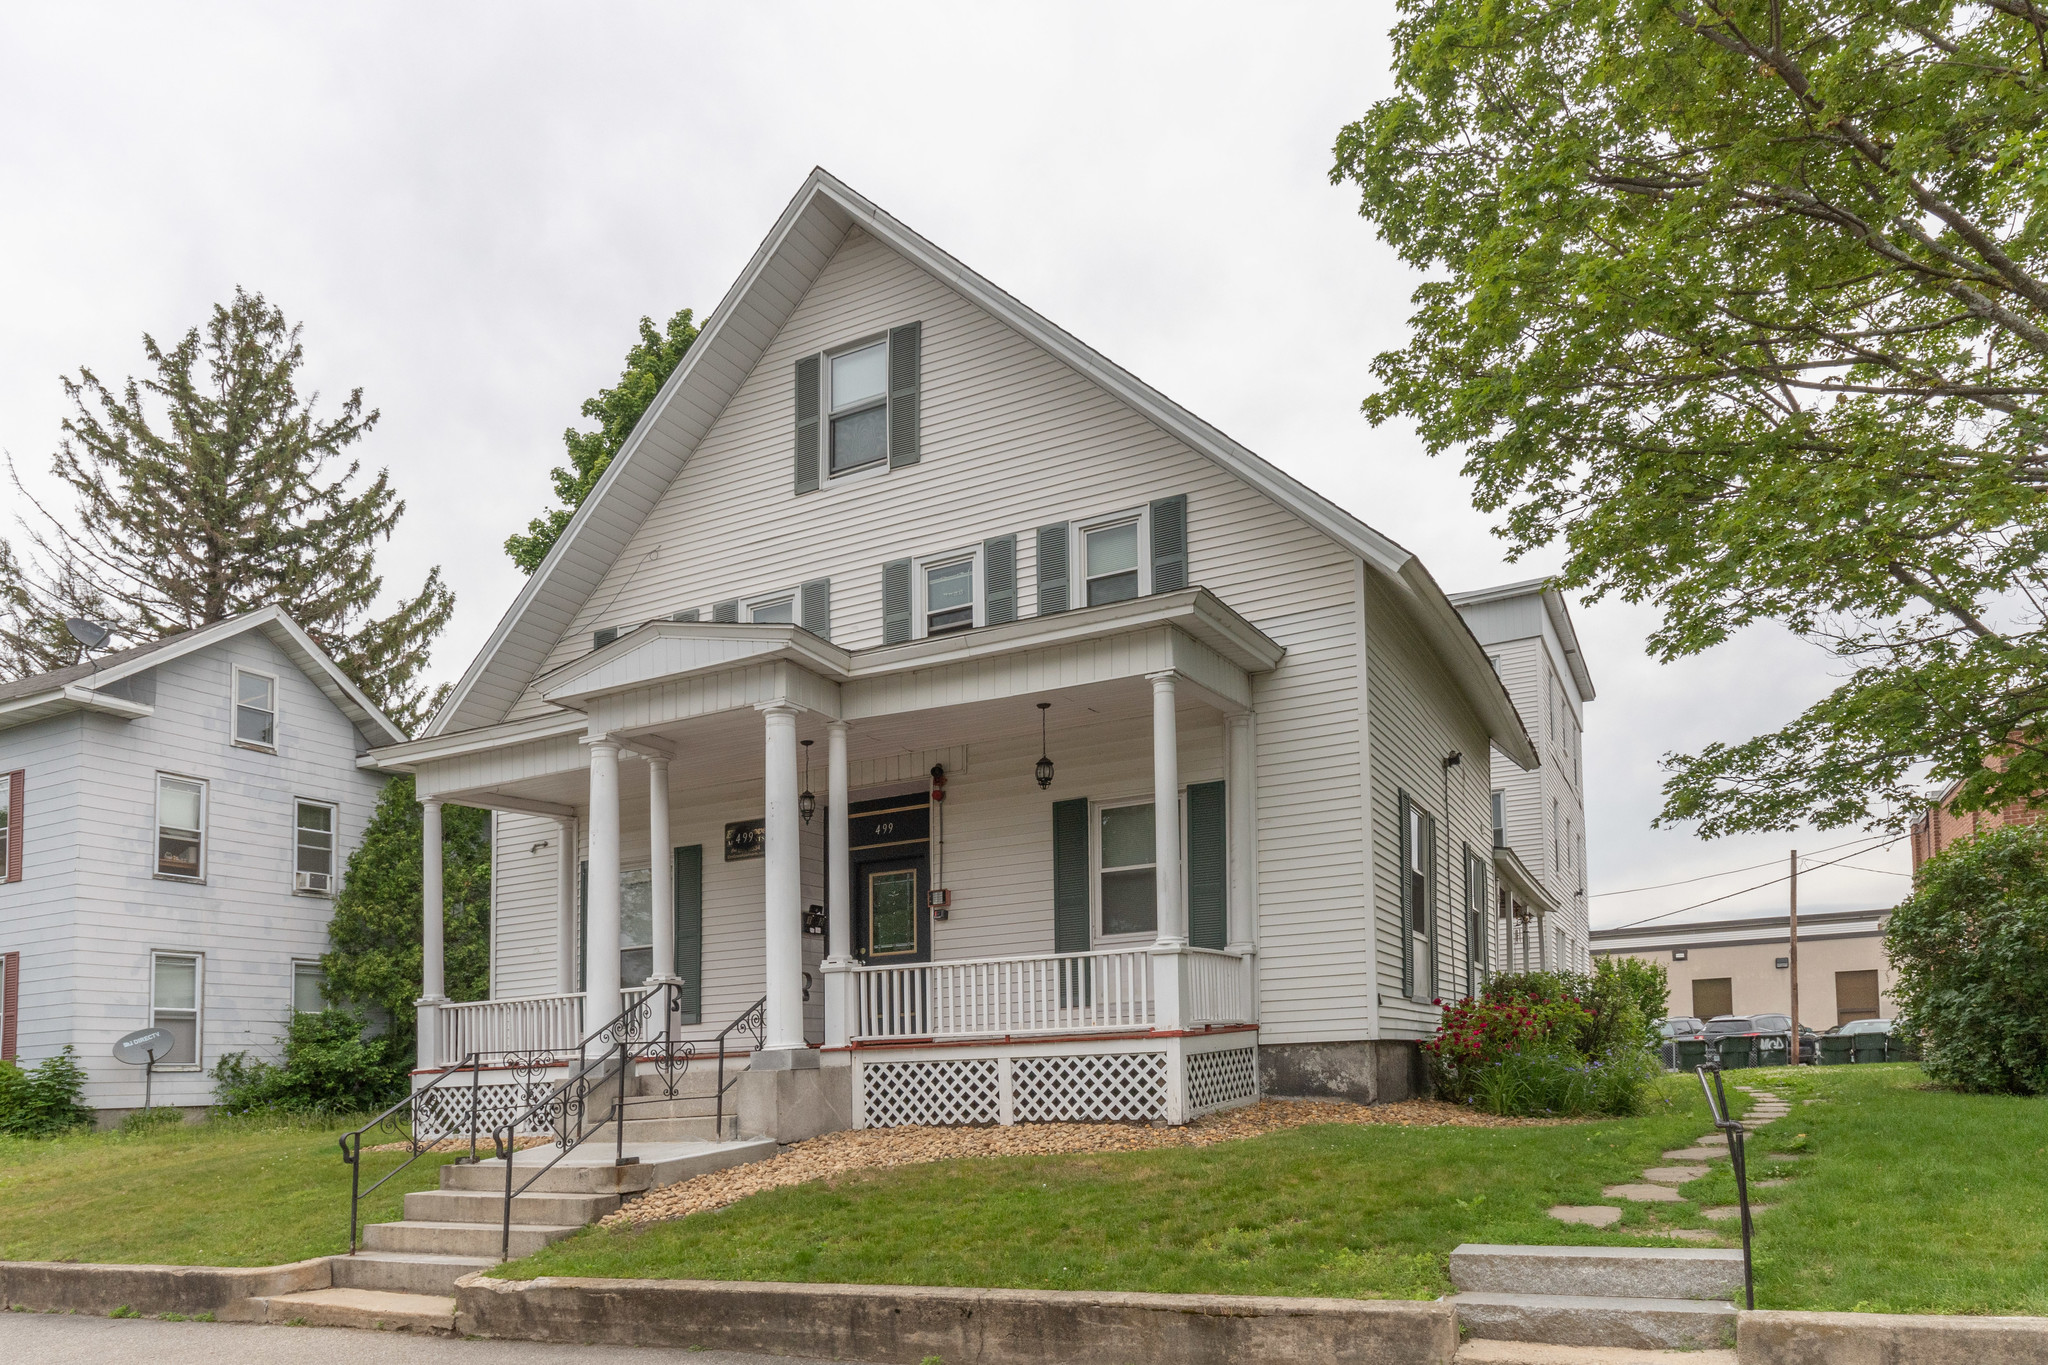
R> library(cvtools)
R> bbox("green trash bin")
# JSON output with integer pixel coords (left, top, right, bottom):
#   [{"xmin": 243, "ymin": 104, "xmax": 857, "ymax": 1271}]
[
  {"xmin": 1819, "ymin": 1035, "xmax": 1854, "ymax": 1066},
  {"xmin": 1676, "ymin": 1039, "xmax": 1709, "ymax": 1071},
  {"xmin": 1717, "ymin": 1035, "xmax": 1755, "ymax": 1070},
  {"xmin": 1852, "ymin": 1033, "xmax": 1889, "ymax": 1064}
]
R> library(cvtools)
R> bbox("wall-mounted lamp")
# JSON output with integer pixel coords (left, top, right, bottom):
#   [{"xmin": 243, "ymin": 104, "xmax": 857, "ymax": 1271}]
[
  {"xmin": 799, "ymin": 739, "xmax": 816, "ymax": 824},
  {"xmin": 1035, "ymin": 702, "xmax": 1055, "ymax": 789}
]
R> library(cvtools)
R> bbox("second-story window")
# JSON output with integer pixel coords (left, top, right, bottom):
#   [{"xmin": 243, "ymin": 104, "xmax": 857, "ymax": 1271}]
[
  {"xmin": 1491, "ymin": 790, "xmax": 1506, "ymax": 847},
  {"xmin": 924, "ymin": 558, "xmax": 975, "ymax": 635},
  {"xmin": 829, "ymin": 341, "xmax": 889, "ymax": 474},
  {"xmin": 234, "ymin": 669, "xmax": 277, "ymax": 749},
  {"xmin": 749, "ymin": 597, "xmax": 795, "ymax": 625},
  {"xmin": 295, "ymin": 800, "xmax": 336, "ymax": 895},
  {"xmin": 1083, "ymin": 520, "xmax": 1142, "ymax": 606},
  {"xmin": 156, "ymin": 775, "xmax": 207, "ymax": 880}
]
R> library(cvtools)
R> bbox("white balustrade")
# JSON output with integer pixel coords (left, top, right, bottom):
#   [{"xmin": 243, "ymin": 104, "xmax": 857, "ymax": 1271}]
[
  {"xmin": 435, "ymin": 992, "xmax": 586, "ymax": 1062},
  {"xmin": 853, "ymin": 947, "xmax": 1159, "ymax": 1042},
  {"xmin": 1183, "ymin": 948, "xmax": 1254, "ymax": 1027}
]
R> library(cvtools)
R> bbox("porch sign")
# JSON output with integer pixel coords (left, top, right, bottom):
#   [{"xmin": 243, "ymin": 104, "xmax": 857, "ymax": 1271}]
[{"xmin": 724, "ymin": 818, "xmax": 765, "ymax": 861}]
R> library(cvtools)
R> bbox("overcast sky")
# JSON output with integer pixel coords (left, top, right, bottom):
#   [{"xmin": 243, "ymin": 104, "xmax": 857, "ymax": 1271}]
[{"xmin": 0, "ymin": 3, "xmax": 1913, "ymax": 927}]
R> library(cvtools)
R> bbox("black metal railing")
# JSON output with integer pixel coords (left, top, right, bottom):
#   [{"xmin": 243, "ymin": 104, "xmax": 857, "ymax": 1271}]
[
  {"xmin": 338, "ymin": 1052, "xmax": 484, "ymax": 1254},
  {"xmin": 713, "ymin": 995, "xmax": 767, "ymax": 1137},
  {"xmin": 1696, "ymin": 1064, "xmax": 1756, "ymax": 1310}
]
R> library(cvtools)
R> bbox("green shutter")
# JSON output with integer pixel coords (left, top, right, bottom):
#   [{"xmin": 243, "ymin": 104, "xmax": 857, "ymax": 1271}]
[
  {"xmin": 713, "ymin": 599, "xmax": 739, "ymax": 623},
  {"xmin": 984, "ymin": 535, "xmax": 1017, "ymax": 625},
  {"xmin": 1149, "ymin": 494, "xmax": 1187, "ymax": 592},
  {"xmin": 795, "ymin": 354, "xmax": 821, "ymax": 493},
  {"xmin": 1424, "ymin": 808, "xmax": 1440, "ymax": 1002},
  {"xmin": 671, "ymin": 608, "xmax": 700, "ymax": 622},
  {"xmin": 888, "ymin": 322, "xmax": 921, "ymax": 468},
  {"xmin": 1186, "ymin": 780, "xmax": 1227, "ymax": 950},
  {"xmin": 800, "ymin": 577, "xmax": 831, "ymax": 641},
  {"xmin": 1396, "ymin": 791, "xmax": 1413, "ymax": 999},
  {"xmin": 673, "ymin": 844, "xmax": 703, "ymax": 1025},
  {"xmin": 1036, "ymin": 523, "xmax": 1069, "ymax": 615},
  {"xmin": 577, "ymin": 860, "xmax": 588, "ymax": 994},
  {"xmin": 1052, "ymin": 798, "xmax": 1090, "ymax": 954},
  {"xmin": 882, "ymin": 559, "xmax": 912, "ymax": 644}
]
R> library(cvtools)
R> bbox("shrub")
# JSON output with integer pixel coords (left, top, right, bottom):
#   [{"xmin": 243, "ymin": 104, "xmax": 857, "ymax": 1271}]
[
  {"xmin": 1428, "ymin": 968, "xmax": 1663, "ymax": 1115},
  {"xmin": 1887, "ymin": 823, "xmax": 2048, "ymax": 1095},
  {"xmin": 211, "ymin": 1008, "xmax": 409, "ymax": 1116},
  {"xmin": 1470, "ymin": 1041, "xmax": 1660, "ymax": 1118},
  {"xmin": 0, "ymin": 1046, "xmax": 95, "ymax": 1137},
  {"xmin": 1423, "ymin": 994, "xmax": 1592, "ymax": 1103}
]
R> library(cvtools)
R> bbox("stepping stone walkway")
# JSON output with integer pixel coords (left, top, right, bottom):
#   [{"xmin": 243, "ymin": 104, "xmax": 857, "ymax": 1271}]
[{"xmin": 1550, "ymin": 1084, "xmax": 1796, "ymax": 1236}]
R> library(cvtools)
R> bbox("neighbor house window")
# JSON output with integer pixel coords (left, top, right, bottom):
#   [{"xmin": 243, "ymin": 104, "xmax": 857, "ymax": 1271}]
[
  {"xmin": 151, "ymin": 952, "xmax": 201, "ymax": 1067},
  {"xmin": 749, "ymin": 596, "xmax": 795, "ymax": 625},
  {"xmin": 1083, "ymin": 519, "xmax": 1141, "ymax": 606},
  {"xmin": 923, "ymin": 557, "xmax": 976, "ymax": 636},
  {"xmin": 1, "ymin": 769, "xmax": 19, "ymax": 883},
  {"xmin": 292, "ymin": 960, "xmax": 326, "ymax": 1013},
  {"xmin": 1490, "ymin": 789, "xmax": 1505, "ymax": 848},
  {"xmin": 234, "ymin": 668, "xmax": 277, "ymax": 749},
  {"xmin": 1096, "ymin": 800, "xmax": 1157, "ymax": 937},
  {"xmin": 156, "ymin": 775, "xmax": 207, "ymax": 880},
  {"xmin": 295, "ymin": 800, "xmax": 336, "ymax": 895},
  {"xmin": 828, "ymin": 340, "xmax": 889, "ymax": 474}
]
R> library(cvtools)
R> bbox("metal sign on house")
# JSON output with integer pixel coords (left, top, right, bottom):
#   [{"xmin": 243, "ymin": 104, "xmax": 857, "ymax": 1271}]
[{"xmin": 724, "ymin": 819, "xmax": 766, "ymax": 861}]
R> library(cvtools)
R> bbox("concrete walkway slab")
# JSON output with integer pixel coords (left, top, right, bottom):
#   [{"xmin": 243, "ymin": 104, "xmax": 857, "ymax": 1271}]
[
  {"xmin": 1638, "ymin": 1167, "xmax": 1707, "ymax": 1185},
  {"xmin": 1548, "ymin": 1206, "xmax": 1622, "ymax": 1228},
  {"xmin": 264, "ymin": 1287, "xmax": 454, "ymax": 1333},
  {"xmin": 1603, "ymin": 1184, "xmax": 1684, "ymax": 1203},
  {"xmin": 1701, "ymin": 1205, "xmax": 1772, "ymax": 1220},
  {"xmin": 1661, "ymin": 1147, "xmax": 1725, "ymax": 1162}
]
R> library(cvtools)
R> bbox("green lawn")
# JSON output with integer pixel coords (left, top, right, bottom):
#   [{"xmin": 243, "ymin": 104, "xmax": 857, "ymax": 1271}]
[
  {"xmin": 500, "ymin": 1066, "xmax": 2048, "ymax": 1315},
  {"xmin": 0, "ymin": 1117, "xmax": 463, "ymax": 1266}
]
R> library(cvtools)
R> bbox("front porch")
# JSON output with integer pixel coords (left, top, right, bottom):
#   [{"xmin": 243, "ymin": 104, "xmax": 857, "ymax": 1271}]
[{"xmin": 389, "ymin": 590, "xmax": 1280, "ymax": 1133}]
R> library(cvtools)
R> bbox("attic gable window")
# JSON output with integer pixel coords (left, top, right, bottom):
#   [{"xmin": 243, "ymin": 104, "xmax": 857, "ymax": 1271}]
[
  {"xmin": 1084, "ymin": 520, "xmax": 1141, "ymax": 606},
  {"xmin": 829, "ymin": 341, "xmax": 889, "ymax": 474},
  {"xmin": 233, "ymin": 668, "xmax": 277, "ymax": 749}
]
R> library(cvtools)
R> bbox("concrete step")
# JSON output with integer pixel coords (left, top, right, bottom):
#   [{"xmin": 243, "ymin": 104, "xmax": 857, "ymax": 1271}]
[
  {"xmin": 1450, "ymin": 1245, "xmax": 1743, "ymax": 1300},
  {"xmin": 438, "ymin": 1137, "xmax": 774, "ymax": 1195},
  {"xmin": 404, "ymin": 1186, "xmax": 619, "ymax": 1227},
  {"xmin": 617, "ymin": 1114, "xmax": 738, "ymax": 1142},
  {"xmin": 631, "ymin": 1070, "xmax": 730, "ymax": 1100},
  {"xmin": 362, "ymin": 1218, "xmax": 581, "ymax": 1258},
  {"xmin": 331, "ymin": 1251, "xmax": 497, "ymax": 1294},
  {"xmin": 1455, "ymin": 1339, "xmax": 1736, "ymax": 1364},
  {"xmin": 1452, "ymin": 1293, "xmax": 1739, "ymax": 1351},
  {"xmin": 262, "ymin": 1286, "xmax": 455, "ymax": 1333},
  {"xmin": 619, "ymin": 1095, "xmax": 728, "ymax": 1120}
]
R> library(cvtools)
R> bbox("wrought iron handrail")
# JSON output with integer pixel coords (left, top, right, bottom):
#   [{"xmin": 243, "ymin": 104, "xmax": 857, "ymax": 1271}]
[
  {"xmin": 1697, "ymin": 1064, "xmax": 1756, "ymax": 1310},
  {"xmin": 337, "ymin": 1051, "xmax": 483, "ymax": 1254},
  {"xmin": 713, "ymin": 995, "xmax": 767, "ymax": 1137}
]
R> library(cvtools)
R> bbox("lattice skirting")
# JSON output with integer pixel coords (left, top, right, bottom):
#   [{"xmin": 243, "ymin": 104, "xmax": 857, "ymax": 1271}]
[
  {"xmin": 412, "ymin": 1080, "xmax": 557, "ymax": 1138},
  {"xmin": 1185, "ymin": 1045, "xmax": 1258, "ymax": 1114},
  {"xmin": 1013, "ymin": 1051, "xmax": 1167, "ymax": 1123},
  {"xmin": 862, "ymin": 1057, "xmax": 1001, "ymax": 1127}
]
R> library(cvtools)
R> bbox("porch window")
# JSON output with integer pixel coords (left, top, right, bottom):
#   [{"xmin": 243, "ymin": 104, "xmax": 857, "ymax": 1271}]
[
  {"xmin": 619, "ymin": 867, "xmax": 654, "ymax": 988},
  {"xmin": 234, "ymin": 668, "xmax": 277, "ymax": 749},
  {"xmin": 828, "ymin": 340, "xmax": 889, "ymax": 474},
  {"xmin": 924, "ymin": 557, "xmax": 975, "ymax": 635},
  {"xmin": 1096, "ymin": 801, "xmax": 1157, "ymax": 937},
  {"xmin": 156, "ymin": 775, "xmax": 207, "ymax": 880},
  {"xmin": 151, "ymin": 952, "xmax": 201, "ymax": 1067},
  {"xmin": 1083, "ymin": 520, "xmax": 1141, "ymax": 606}
]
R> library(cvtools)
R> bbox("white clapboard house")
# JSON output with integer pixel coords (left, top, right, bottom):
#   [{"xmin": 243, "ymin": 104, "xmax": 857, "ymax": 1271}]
[
  {"xmin": 366, "ymin": 170, "xmax": 1542, "ymax": 1139},
  {"xmin": 0, "ymin": 608, "xmax": 400, "ymax": 1118}
]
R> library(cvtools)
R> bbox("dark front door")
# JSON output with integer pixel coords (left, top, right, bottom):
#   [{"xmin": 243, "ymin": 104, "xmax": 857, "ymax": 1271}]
[{"xmin": 854, "ymin": 854, "xmax": 930, "ymax": 966}]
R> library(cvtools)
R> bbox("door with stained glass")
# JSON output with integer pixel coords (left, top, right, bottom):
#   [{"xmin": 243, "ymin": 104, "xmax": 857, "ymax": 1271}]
[{"xmin": 853, "ymin": 855, "xmax": 929, "ymax": 965}]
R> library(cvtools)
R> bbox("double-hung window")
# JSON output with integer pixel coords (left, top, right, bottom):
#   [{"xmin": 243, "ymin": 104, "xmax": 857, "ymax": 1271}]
[
  {"xmin": 1082, "ymin": 519, "xmax": 1142, "ymax": 606},
  {"xmin": 1095, "ymin": 800, "xmax": 1158, "ymax": 938},
  {"xmin": 292, "ymin": 960, "xmax": 326, "ymax": 1013},
  {"xmin": 151, "ymin": 952, "xmax": 201, "ymax": 1067},
  {"xmin": 828, "ymin": 341, "xmax": 889, "ymax": 474},
  {"xmin": 156, "ymin": 775, "xmax": 207, "ymax": 880},
  {"xmin": 295, "ymin": 800, "xmax": 336, "ymax": 895},
  {"xmin": 923, "ymin": 557, "xmax": 976, "ymax": 636},
  {"xmin": 234, "ymin": 668, "xmax": 277, "ymax": 749},
  {"xmin": 749, "ymin": 596, "xmax": 795, "ymax": 625},
  {"xmin": 619, "ymin": 867, "xmax": 654, "ymax": 988},
  {"xmin": 0, "ymin": 769, "xmax": 18, "ymax": 883}
]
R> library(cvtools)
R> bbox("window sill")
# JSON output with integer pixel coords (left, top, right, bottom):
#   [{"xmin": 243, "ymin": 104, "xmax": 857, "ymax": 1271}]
[
  {"xmin": 147, "ymin": 1065, "xmax": 204, "ymax": 1074},
  {"xmin": 153, "ymin": 873, "xmax": 207, "ymax": 885},
  {"xmin": 291, "ymin": 889, "xmax": 335, "ymax": 899},
  {"xmin": 231, "ymin": 741, "xmax": 278, "ymax": 755}
]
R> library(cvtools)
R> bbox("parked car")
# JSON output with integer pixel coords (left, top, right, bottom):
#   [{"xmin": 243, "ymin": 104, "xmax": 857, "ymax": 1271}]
[
  {"xmin": 1825, "ymin": 1017, "xmax": 1893, "ymax": 1038},
  {"xmin": 1656, "ymin": 1016, "xmax": 1706, "ymax": 1069},
  {"xmin": 1703, "ymin": 1014, "xmax": 1799, "ymax": 1067}
]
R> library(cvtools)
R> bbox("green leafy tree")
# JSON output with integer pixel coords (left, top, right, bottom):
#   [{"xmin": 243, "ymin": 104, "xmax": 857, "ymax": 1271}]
[
  {"xmin": 0, "ymin": 288, "xmax": 454, "ymax": 732},
  {"xmin": 1887, "ymin": 822, "xmax": 2048, "ymax": 1094},
  {"xmin": 505, "ymin": 307, "xmax": 699, "ymax": 573},
  {"xmin": 323, "ymin": 774, "xmax": 490, "ymax": 1061},
  {"xmin": 1332, "ymin": 0, "xmax": 2048, "ymax": 835},
  {"xmin": 211, "ymin": 1007, "xmax": 409, "ymax": 1116}
]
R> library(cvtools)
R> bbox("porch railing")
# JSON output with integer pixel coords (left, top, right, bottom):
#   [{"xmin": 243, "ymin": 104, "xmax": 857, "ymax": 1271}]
[
  {"xmin": 854, "ymin": 946, "xmax": 1155, "ymax": 1041},
  {"xmin": 435, "ymin": 991, "xmax": 585, "ymax": 1064},
  {"xmin": 1185, "ymin": 947, "xmax": 1253, "ymax": 1026}
]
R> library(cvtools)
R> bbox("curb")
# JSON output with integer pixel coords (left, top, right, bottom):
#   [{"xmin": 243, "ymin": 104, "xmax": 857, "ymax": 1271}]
[
  {"xmin": 455, "ymin": 1272, "xmax": 1460, "ymax": 1364},
  {"xmin": 0, "ymin": 1257, "xmax": 330, "ymax": 1319},
  {"xmin": 1741, "ymin": 1309, "xmax": 2048, "ymax": 1365}
]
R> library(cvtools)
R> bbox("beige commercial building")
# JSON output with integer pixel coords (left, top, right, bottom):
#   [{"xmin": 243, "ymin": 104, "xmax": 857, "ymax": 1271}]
[{"xmin": 1591, "ymin": 909, "xmax": 1896, "ymax": 1028}]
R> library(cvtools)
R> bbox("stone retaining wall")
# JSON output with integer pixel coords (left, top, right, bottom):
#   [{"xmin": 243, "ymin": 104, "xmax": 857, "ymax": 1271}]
[
  {"xmin": 0, "ymin": 1258, "xmax": 330, "ymax": 1318},
  {"xmin": 1741, "ymin": 1309, "xmax": 2048, "ymax": 1365}
]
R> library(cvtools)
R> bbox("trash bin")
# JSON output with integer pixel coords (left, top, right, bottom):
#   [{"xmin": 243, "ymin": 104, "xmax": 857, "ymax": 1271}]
[
  {"xmin": 1717, "ymin": 1036, "xmax": 1755, "ymax": 1070},
  {"xmin": 1852, "ymin": 1033, "xmax": 1889, "ymax": 1064},
  {"xmin": 1819, "ymin": 1035, "xmax": 1854, "ymax": 1066},
  {"xmin": 1676, "ymin": 1039, "xmax": 1709, "ymax": 1071}
]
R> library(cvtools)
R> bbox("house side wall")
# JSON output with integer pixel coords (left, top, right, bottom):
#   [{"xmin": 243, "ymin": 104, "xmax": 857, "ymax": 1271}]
[
  {"xmin": 0, "ymin": 715, "xmax": 87, "ymax": 1069},
  {"xmin": 492, "ymin": 811, "xmax": 564, "ymax": 999}
]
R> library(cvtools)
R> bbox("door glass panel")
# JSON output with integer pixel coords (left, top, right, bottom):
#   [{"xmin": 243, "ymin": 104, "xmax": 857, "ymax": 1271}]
[{"xmin": 868, "ymin": 869, "xmax": 918, "ymax": 955}]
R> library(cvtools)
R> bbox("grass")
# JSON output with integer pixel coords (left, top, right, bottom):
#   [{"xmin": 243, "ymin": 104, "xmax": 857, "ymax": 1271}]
[
  {"xmin": 499, "ymin": 1066, "xmax": 2047, "ymax": 1315},
  {"xmin": 0, "ymin": 1115, "xmax": 464, "ymax": 1266}
]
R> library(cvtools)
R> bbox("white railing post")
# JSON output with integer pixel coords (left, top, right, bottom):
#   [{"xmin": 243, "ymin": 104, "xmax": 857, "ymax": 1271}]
[{"xmin": 1151, "ymin": 945, "xmax": 1186, "ymax": 1034}]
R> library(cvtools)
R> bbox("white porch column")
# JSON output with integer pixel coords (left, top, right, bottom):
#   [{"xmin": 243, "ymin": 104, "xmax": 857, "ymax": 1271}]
[
  {"xmin": 647, "ymin": 756, "xmax": 678, "ymax": 986},
  {"xmin": 821, "ymin": 720, "xmax": 856, "ymax": 1053},
  {"xmin": 757, "ymin": 702, "xmax": 812, "ymax": 1065},
  {"xmin": 554, "ymin": 816, "xmax": 577, "ymax": 996},
  {"xmin": 416, "ymin": 796, "xmax": 447, "ymax": 1067},
  {"xmin": 1147, "ymin": 671, "xmax": 1186, "ymax": 1035},
  {"xmin": 584, "ymin": 737, "xmax": 624, "ymax": 1028},
  {"xmin": 1225, "ymin": 710, "xmax": 1259, "ymax": 1025}
]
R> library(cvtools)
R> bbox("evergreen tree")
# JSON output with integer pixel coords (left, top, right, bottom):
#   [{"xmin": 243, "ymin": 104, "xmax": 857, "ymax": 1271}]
[
  {"xmin": 505, "ymin": 307, "xmax": 698, "ymax": 573},
  {"xmin": 323, "ymin": 774, "xmax": 490, "ymax": 1061},
  {"xmin": 0, "ymin": 289, "xmax": 454, "ymax": 732}
]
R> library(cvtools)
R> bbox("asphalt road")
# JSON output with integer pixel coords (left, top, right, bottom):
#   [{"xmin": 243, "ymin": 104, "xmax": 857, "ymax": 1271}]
[{"xmin": 0, "ymin": 1313, "xmax": 844, "ymax": 1364}]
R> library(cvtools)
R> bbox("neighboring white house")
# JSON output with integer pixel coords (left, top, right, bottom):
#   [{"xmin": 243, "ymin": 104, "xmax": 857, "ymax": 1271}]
[
  {"xmin": 366, "ymin": 169, "xmax": 1542, "ymax": 1137},
  {"xmin": 0, "ymin": 607, "xmax": 401, "ymax": 1119},
  {"xmin": 1450, "ymin": 580, "xmax": 1595, "ymax": 979}
]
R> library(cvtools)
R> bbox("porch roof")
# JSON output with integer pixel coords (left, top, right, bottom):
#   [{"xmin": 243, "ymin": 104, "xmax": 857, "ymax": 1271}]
[{"xmin": 1493, "ymin": 843, "xmax": 1562, "ymax": 919}]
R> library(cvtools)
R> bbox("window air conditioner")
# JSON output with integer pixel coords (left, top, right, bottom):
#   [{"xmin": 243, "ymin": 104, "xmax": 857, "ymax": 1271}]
[{"xmin": 296, "ymin": 870, "xmax": 331, "ymax": 894}]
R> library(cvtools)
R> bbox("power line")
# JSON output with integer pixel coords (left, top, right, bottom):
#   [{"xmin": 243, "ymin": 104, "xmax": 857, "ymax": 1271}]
[
  {"xmin": 1589, "ymin": 829, "xmax": 1902, "ymax": 898},
  {"xmin": 1602, "ymin": 834, "xmax": 1906, "ymax": 932}
]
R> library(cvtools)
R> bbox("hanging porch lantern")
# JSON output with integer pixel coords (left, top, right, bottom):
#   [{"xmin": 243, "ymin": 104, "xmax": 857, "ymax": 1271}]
[
  {"xmin": 799, "ymin": 738, "xmax": 816, "ymax": 824},
  {"xmin": 1035, "ymin": 702, "xmax": 1055, "ymax": 790}
]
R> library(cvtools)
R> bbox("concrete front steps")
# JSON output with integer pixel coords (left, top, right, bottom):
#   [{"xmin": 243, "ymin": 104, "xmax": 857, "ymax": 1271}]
[{"xmin": 1449, "ymin": 1245, "xmax": 1742, "ymax": 1352}]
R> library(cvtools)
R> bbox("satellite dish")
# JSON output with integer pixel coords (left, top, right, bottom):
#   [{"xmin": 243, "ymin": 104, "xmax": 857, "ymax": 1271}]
[
  {"xmin": 64, "ymin": 618, "xmax": 111, "ymax": 650},
  {"xmin": 113, "ymin": 1027, "xmax": 175, "ymax": 1066}
]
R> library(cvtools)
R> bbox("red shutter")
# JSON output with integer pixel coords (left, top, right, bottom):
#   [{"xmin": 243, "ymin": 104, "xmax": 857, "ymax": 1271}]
[
  {"xmin": 4, "ymin": 769, "xmax": 20, "ymax": 881},
  {"xmin": 1, "ymin": 952, "xmax": 18, "ymax": 1060}
]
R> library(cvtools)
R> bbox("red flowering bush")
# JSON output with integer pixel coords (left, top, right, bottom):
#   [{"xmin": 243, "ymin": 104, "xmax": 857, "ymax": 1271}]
[{"xmin": 1421, "ymin": 994, "xmax": 1593, "ymax": 1102}]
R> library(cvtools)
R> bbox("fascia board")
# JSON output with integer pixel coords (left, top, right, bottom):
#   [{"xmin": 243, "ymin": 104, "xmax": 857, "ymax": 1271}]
[
  {"xmin": 251, "ymin": 611, "xmax": 408, "ymax": 746},
  {"xmin": 0, "ymin": 687, "xmax": 154, "ymax": 730},
  {"xmin": 364, "ymin": 711, "xmax": 590, "ymax": 771},
  {"xmin": 1540, "ymin": 589, "xmax": 1597, "ymax": 702},
  {"xmin": 540, "ymin": 623, "xmax": 854, "ymax": 708}
]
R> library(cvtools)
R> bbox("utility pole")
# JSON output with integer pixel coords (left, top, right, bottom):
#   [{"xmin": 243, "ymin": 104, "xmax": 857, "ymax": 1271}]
[{"xmin": 1788, "ymin": 849, "xmax": 1801, "ymax": 1061}]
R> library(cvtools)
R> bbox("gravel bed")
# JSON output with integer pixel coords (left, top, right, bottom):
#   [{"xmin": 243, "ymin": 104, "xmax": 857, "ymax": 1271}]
[{"xmin": 602, "ymin": 1096, "xmax": 1569, "ymax": 1230}]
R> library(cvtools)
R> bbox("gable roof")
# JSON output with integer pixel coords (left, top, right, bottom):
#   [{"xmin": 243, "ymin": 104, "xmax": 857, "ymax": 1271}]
[
  {"xmin": 1448, "ymin": 577, "xmax": 1596, "ymax": 703},
  {"xmin": 427, "ymin": 169, "xmax": 1536, "ymax": 770},
  {"xmin": 0, "ymin": 606, "xmax": 406, "ymax": 746}
]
